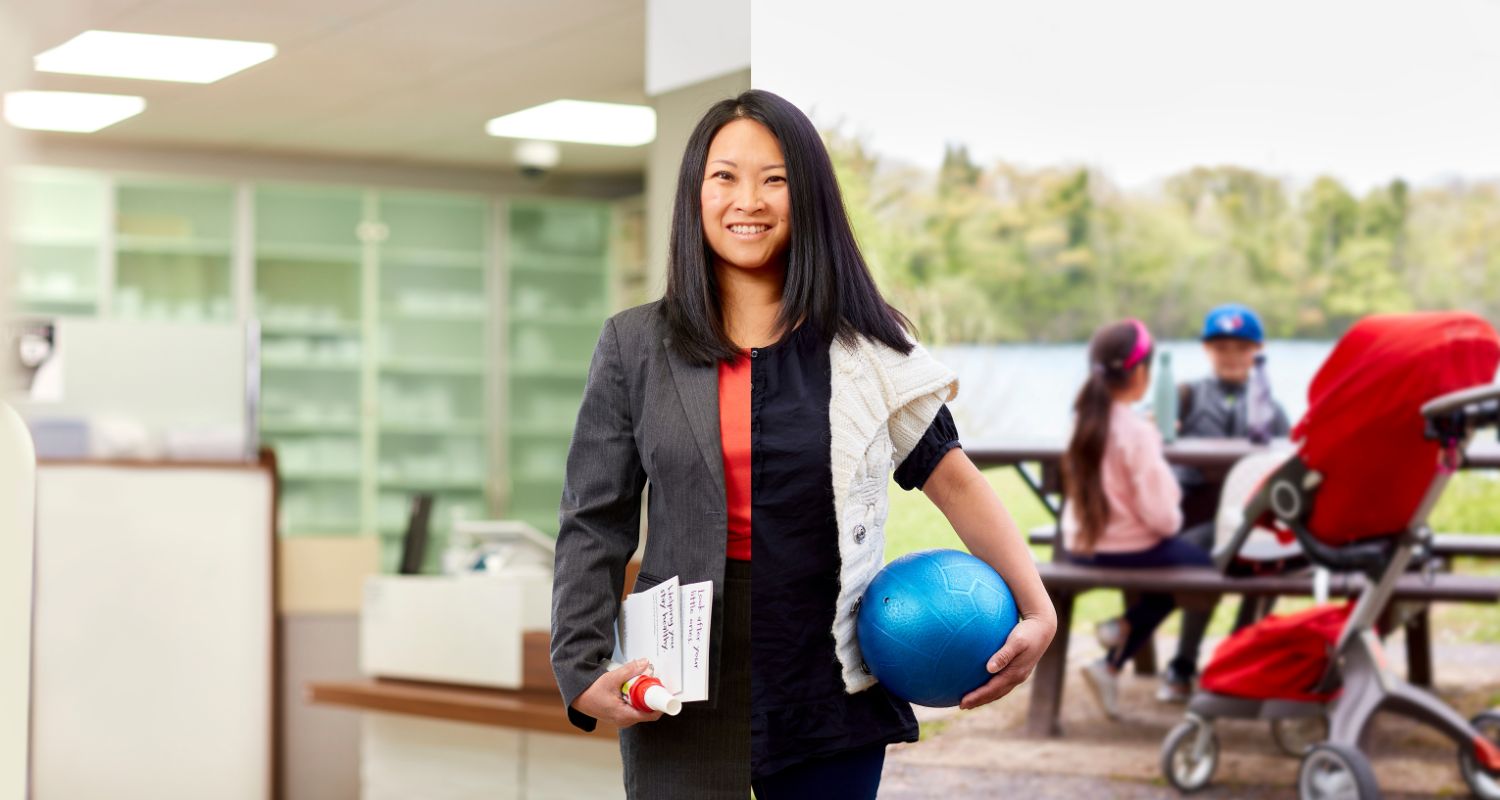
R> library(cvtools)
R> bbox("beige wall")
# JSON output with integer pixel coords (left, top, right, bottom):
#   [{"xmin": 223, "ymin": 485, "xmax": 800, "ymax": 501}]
[{"xmin": 644, "ymin": 69, "xmax": 752, "ymax": 300}]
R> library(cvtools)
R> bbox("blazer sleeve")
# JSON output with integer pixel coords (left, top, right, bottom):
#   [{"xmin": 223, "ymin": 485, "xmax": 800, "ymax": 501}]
[{"xmin": 550, "ymin": 317, "xmax": 646, "ymax": 732}]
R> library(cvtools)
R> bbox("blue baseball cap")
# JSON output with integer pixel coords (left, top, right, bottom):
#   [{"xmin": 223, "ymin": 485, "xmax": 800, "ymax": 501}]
[{"xmin": 1201, "ymin": 304, "xmax": 1264, "ymax": 343}]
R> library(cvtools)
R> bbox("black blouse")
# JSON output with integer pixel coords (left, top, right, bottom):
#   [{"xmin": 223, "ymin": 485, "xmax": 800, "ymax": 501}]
[{"xmin": 744, "ymin": 323, "xmax": 961, "ymax": 778}]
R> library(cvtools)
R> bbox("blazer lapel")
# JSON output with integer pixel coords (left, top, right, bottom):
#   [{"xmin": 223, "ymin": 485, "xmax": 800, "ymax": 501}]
[{"xmin": 663, "ymin": 336, "xmax": 726, "ymax": 504}]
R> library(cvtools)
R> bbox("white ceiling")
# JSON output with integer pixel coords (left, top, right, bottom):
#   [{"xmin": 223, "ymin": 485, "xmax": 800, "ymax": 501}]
[{"xmin": 13, "ymin": 0, "xmax": 649, "ymax": 174}]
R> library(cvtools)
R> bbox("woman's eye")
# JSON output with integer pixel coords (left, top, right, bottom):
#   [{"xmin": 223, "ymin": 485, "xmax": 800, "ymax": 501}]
[
  {"xmin": 712, "ymin": 170, "xmax": 733, "ymax": 180},
  {"xmin": 766, "ymin": 175, "xmax": 786, "ymax": 184}
]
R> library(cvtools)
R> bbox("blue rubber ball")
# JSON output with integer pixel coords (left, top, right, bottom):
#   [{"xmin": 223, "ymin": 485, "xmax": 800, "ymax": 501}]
[{"xmin": 857, "ymin": 548, "xmax": 1020, "ymax": 707}]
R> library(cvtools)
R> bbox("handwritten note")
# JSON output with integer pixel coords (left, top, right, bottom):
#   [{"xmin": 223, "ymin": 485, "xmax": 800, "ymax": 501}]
[{"xmin": 615, "ymin": 575, "xmax": 713, "ymax": 702}]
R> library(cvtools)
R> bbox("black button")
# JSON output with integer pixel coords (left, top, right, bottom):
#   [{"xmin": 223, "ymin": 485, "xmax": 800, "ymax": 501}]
[
  {"xmin": 854, "ymin": 524, "xmax": 867, "ymax": 543},
  {"xmin": 750, "ymin": 349, "xmax": 758, "ymax": 358}
]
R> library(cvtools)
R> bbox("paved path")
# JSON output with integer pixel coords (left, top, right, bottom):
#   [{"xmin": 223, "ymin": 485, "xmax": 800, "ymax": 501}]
[{"xmin": 880, "ymin": 635, "xmax": 1499, "ymax": 798}]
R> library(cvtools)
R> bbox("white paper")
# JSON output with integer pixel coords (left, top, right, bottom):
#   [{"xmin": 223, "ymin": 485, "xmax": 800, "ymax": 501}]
[
  {"xmin": 618, "ymin": 576, "xmax": 682, "ymax": 694},
  {"xmin": 615, "ymin": 575, "xmax": 714, "ymax": 703},
  {"xmin": 678, "ymin": 580, "xmax": 712, "ymax": 702}
]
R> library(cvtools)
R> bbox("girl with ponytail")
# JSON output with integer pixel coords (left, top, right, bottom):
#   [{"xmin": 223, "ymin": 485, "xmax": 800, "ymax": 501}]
[{"xmin": 1061, "ymin": 319, "xmax": 1211, "ymax": 719}]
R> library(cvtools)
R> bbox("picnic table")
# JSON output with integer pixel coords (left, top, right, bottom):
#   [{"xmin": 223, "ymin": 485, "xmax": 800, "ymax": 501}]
[
  {"xmin": 962, "ymin": 437, "xmax": 1500, "ymax": 736},
  {"xmin": 966, "ymin": 437, "xmax": 1500, "ymax": 519}
]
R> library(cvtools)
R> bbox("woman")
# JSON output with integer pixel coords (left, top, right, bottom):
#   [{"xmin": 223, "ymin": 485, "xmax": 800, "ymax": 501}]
[
  {"xmin": 1060, "ymin": 319, "xmax": 1213, "ymax": 719},
  {"xmin": 550, "ymin": 89, "xmax": 1055, "ymax": 799}
]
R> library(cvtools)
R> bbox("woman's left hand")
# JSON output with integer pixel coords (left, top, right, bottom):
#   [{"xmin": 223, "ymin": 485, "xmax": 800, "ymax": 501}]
[{"xmin": 957, "ymin": 614, "xmax": 1057, "ymax": 711}]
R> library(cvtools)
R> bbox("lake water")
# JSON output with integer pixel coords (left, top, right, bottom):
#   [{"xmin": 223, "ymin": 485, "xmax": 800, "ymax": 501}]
[{"xmin": 930, "ymin": 339, "xmax": 1336, "ymax": 444}]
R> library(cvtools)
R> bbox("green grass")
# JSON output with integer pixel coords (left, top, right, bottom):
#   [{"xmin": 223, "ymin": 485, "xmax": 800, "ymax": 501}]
[{"xmin": 884, "ymin": 469, "xmax": 1500, "ymax": 641}]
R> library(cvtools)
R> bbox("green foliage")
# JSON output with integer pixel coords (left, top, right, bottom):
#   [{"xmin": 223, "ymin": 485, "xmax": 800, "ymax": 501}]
[{"xmin": 825, "ymin": 130, "xmax": 1500, "ymax": 344}]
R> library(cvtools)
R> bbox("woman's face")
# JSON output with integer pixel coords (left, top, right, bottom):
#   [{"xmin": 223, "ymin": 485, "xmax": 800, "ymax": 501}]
[{"xmin": 700, "ymin": 118, "xmax": 790, "ymax": 272}]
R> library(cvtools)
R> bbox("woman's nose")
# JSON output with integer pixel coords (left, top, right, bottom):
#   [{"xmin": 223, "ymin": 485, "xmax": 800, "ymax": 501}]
[{"xmin": 734, "ymin": 180, "xmax": 763, "ymax": 213}]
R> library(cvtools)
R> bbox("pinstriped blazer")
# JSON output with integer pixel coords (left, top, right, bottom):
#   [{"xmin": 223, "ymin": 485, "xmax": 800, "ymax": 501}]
[{"xmin": 550, "ymin": 299, "xmax": 735, "ymax": 733}]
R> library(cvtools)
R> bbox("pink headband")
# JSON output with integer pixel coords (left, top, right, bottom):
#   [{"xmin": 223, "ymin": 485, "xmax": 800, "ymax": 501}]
[{"xmin": 1122, "ymin": 318, "xmax": 1153, "ymax": 370}]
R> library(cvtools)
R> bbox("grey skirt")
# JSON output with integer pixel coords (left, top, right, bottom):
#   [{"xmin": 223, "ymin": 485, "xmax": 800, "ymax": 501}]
[{"xmin": 619, "ymin": 559, "xmax": 750, "ymax": 799}]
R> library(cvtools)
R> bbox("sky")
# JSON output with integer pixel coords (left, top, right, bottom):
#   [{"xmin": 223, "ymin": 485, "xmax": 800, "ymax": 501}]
[{"xmin": 751, "ymin": 0, "xmax": 1500, "ymax": 192}]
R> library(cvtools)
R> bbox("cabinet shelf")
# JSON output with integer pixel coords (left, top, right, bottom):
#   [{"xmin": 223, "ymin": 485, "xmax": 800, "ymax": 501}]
[
  {"xmin": 12, "ymin": 231, "xmax": 102, "ymax": 248},
  {"xmin": 380, "ymin": 359, "xmax": 486, "ymax": 376},
  {"xmin": 378, "ymin": 478, "xmax": 486, "ymax": 492},
  {"xmin": 261, "ymin": 420, "xmax": 361, "ymax": 435},
  {"xmin": 380, "ymin": 247, "xmax": 485, "ymax": 269},
  {"xmin": 261, "ymin": 358, "xmax": 362, "ymax": 372},
  {"xmin": 260, "ymin": 320, "xmax": 362, "ymax": 337},
  {"xmin": 17, "ymin": 291, "xmax": 98, "ymax": 307},
  {"xmin": 509, "ymin": 363, "xmax": 589, "ymax": 380},
  {"xmin": 510, "ymin": 311, "xmax": 602, "ymax": 327},
  {"xmin": 116, "ymin": 235, "xmax": 233, "ymax": 256},
  {"xmin": 256, "ymin": 242, "xmax": 362, "ymax": 263},
  {"xmin": 281, "ymin": 523, "xmax": 364, "ymax": 537},
  {"xmin": 379, "ymin": 420, "xmax": 486, "ymax": 435},
  {"xmin": 382, "ymin": 307, "xmax": 487, "ymax": 323},
  {"xmin": 280, "ymin": 471, "xmax": 362, "ymax": 483}
]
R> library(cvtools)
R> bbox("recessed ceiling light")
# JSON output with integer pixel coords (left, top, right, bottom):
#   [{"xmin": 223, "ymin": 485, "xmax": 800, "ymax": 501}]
[
  {"xmin": 34, "ymin": 30, "xmax": 276, "ymax": 84},
  {"xmin": 3, "ymin": 90, "xmax": 145, "ymax": 133},
  {"xmin": 485, "ymin": 100, "xmax": 655, "ymax": 147}
]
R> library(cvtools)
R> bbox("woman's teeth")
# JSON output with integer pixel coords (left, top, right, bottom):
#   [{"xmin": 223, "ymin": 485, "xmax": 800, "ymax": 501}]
[{"xmin": 730, "ymin": 224, "xmax": 768, "ymax": 235}]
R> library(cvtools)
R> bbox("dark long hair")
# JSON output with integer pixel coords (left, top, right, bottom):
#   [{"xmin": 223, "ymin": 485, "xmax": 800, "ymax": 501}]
[
  {"xmin": 1064, "ymin": 320, "xmax": 1153, "ymax": 553},
  {"xmin": 661, "ymin": 89, "xmax": 912, "ymax": 364}
]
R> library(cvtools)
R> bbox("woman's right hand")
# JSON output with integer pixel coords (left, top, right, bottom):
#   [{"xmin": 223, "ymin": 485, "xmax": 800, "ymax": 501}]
[{"xmin": 570, "ymin": 658, "xmax": 665, "ymax": 729}]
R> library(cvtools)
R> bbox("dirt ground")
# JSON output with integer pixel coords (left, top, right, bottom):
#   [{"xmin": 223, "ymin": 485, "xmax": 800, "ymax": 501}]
[{"xmin": 878, "ymin": 633, "xmax": 1499, "ymax": 799}]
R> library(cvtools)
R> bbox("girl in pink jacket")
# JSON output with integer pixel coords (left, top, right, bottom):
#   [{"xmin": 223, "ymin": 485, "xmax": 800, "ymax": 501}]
[{"xmin": 1060, "ymin": 319, "xmax": 1212, "ymax": 718}]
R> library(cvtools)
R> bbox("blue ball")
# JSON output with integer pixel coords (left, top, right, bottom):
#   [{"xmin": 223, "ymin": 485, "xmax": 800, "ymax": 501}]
[{"xmin": 857, "ymin": 548, "xmax": 1020, "ymax": 707}]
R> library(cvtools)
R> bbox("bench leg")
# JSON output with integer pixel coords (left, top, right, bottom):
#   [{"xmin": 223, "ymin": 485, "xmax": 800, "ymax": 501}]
[
  {"xmin": 1121, "ymin": 590, "xmax": 1158, "ymax": 677},
  {"xmin": 1026, "ymin": 588, "xmax": 1075, "ymax": 737},
  {"xmin": 1405, "ymin": 606, "xmax": 1433, "ymax": 688},
  {"xmin": 1231, "ymin": 594, "xmax": 1274, "ymax": 632}
]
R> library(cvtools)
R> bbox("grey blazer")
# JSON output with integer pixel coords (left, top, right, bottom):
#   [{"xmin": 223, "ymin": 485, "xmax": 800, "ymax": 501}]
[{"xmin": 550, "ymin": 299, "xmax": 733, "ymax": 733}]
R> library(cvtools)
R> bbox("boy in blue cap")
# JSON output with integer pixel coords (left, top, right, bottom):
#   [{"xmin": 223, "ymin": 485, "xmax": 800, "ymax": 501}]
[
  {"xmin": 1178, "ymin": 303, "xmax": 1291, "ymax": 487},
  {"xmin": 1153, "ymin": 303, "xmax": 1290, "ymax": 702}
]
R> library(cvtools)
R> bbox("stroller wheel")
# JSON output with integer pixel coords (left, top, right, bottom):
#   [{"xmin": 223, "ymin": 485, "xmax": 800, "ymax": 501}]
[
  {"xmin": 1161, "ymin": 718, "xmax": 1218, "ymax": 793},
  {"xmin": 1272, "ymin": 715, "xmax": 1330, "ymax": 757},
  {"xmin": 1298, "ymin": 743, "xmax": 1379, "ymax": 800},
  {"xmin": 1459, "ymin": 710, "xmax": 1500, "ymax": 800}
]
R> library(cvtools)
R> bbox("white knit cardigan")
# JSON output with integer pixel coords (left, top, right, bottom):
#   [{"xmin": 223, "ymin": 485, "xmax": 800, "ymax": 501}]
[{"xmin": 828, "ymin": 333, "xmax": 959, "ymax": 693}]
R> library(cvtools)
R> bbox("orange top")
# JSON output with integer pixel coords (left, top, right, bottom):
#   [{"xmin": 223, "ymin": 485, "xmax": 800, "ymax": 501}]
[{"xmin": 718, "ymin": 352, "xmax": 752, "ymax": 560}]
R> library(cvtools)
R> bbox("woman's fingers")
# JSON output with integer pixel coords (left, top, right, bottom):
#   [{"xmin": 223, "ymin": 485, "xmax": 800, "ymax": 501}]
[
  {"xmin": 576, "ymin": 658, "xmax": 668, "ymax": 727},
  {"xmin": 605, "ymin": 657, "xmax": 653, "ymax": 684},
  {"xmin": 958, "ymin": 619, "xmax": 1052, "ymax": 710}
]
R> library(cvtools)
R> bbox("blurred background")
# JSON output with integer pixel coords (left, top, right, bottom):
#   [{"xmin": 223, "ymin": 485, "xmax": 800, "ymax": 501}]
[
  {"xmin": 0, "ymin": 1, "xmax": 745, "ymax": 797},
  {"xmin": 755, "ymin": 0, "xmax": 1500, "ymax": 441}
]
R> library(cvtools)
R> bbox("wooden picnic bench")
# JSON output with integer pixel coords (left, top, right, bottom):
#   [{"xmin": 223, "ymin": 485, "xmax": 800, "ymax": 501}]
[
  {"xmin": 1021, "ymin": 524, "xmax": 1500, "ymax": 681},
  {"xmin": 1024, "ymin": 562, "xmax": 1500, "ymax": 737}
]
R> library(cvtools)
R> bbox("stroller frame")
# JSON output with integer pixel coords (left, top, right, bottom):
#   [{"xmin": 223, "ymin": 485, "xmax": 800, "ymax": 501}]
[{"xmin": 1162, "ymin": 383, "xmax": 1500, "ymax": 799}]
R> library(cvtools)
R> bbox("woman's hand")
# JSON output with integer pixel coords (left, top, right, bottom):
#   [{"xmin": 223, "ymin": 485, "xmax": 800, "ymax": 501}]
[
  {"xmin": 570, "ymin": 658, "xmax": 666, "ymax": 728},
  {"xmin": 958, "ymin": 613, "xmax": 1057, "ymax": 710}
]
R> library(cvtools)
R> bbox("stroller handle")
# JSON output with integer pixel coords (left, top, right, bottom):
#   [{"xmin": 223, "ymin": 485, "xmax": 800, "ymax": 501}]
[{"xmin": 1422, "ymin": 382, "xmax": 1500, "ymax": 441}]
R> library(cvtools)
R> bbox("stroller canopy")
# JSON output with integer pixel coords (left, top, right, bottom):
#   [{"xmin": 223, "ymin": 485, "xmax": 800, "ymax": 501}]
[{"xmin": 1293, "ymin": 312, "xmax": 1500, "ymax": 545}]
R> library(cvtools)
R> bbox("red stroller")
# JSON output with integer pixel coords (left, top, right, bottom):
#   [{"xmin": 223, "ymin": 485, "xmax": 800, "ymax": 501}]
[{"xmin": 1159, "ymin": 312, "xmax": 1500, "ymax": 799}]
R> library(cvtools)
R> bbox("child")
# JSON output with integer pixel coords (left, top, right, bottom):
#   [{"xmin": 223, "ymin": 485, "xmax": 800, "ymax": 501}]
[
  {"xmin": 1176, "ymin": 303, "xmax": 1292, "ymax": 526},
  {"xmin": 1158, "ymin": 304, "xmax": 1293, "ymax": 703},
  {"xmin": 1060, "ymin": 319, "xmax": 1212, "ymax": 719}
]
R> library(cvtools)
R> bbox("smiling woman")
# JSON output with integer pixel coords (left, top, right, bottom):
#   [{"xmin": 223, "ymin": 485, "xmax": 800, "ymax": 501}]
[{"xmin": 549, "ymin": 89, "xmax": 1055, "ymax": 800}]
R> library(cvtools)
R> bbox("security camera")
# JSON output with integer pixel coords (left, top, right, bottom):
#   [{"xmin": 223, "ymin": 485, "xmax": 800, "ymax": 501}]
[{"xmin": 515, "ymin": 140, "xmax": 560, "ymax": 179}]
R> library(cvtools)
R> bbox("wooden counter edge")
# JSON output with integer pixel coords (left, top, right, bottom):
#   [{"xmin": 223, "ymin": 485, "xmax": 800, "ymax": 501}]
[{"xmin": 305, "ymin": 678, "xmax": 617, "ymax": 738}]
